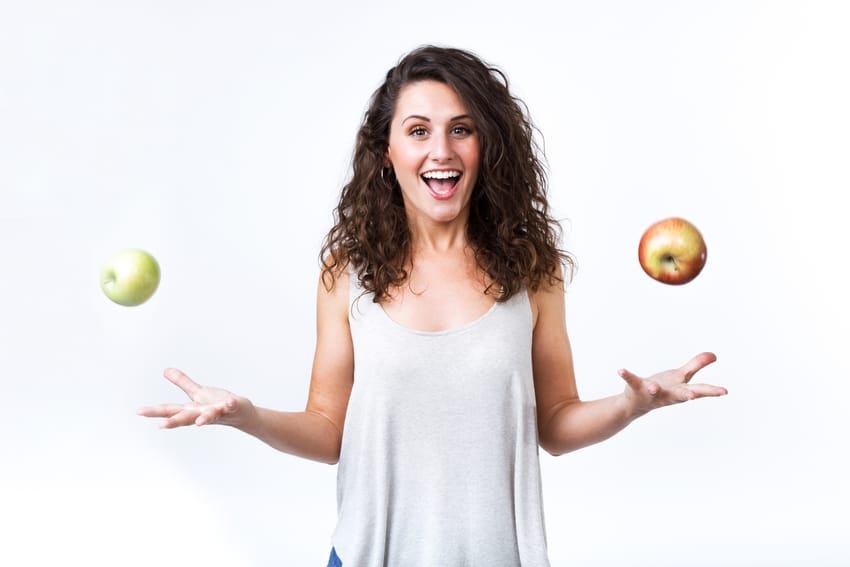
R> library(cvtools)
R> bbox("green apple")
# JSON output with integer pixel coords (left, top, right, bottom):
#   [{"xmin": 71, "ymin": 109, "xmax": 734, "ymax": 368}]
[
  {"xmin": 638, "ymin": 217, "xmax": 707, "ymax": 285},
  {"xmin": 100, "ymin": 248, "xmax": 161, "ymax": 306}
]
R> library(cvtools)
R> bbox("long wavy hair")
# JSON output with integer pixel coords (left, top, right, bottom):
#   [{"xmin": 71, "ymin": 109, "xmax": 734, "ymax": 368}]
[{"xmin": 320, "ymin": 45, "xmax": 574, "ymax": 302}]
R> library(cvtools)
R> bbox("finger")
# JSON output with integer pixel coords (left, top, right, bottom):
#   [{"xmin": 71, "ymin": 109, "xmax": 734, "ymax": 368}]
[
  {"xmin": 679, "ymin": 352, "xmax": 717, "ymax": 382},
  {"xmin": 686, "ymin": 383, "xmax": 729, "ymax": 398},
  {"xmin": 195, "ymin": 398, "xmax": 236, "ymax": 426},
  {"xmin": 160, "ymin": 409, "xmax": 204, "ymax": 429},
  {"xmin": 618, "ymin": 368, "xmax": 658, "ymax": 395},
  {"xmin": 195, "ymin": 407, "xmax": 220, "ymax": 426},
  {"xmin": 163, "ymin": 368, "xmax": 201, "ymax": 397},
  {"xmin": 136, "ymin": 403, "xmax": 188, "ymax": 418}
]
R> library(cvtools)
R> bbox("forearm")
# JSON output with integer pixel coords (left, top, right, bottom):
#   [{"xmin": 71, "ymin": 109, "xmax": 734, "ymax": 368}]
[
  {"xmin": 238, "ymin": 406, "xmax": 343, "ymax": 465},
  {"xmin": 539, "ymin": 393, "xmax": 640, "ymax": 456}
]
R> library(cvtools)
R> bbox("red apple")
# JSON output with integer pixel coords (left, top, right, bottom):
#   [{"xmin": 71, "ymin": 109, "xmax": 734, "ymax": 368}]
[{"xmin": 638, "ymin": 217, "xmax": 707, "ymax": 285}]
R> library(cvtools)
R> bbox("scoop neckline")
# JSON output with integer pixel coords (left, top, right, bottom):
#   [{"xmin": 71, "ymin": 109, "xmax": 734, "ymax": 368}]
[{"xmin": 376, "ymin": 299, "xmax": 500, "ymax": 336}]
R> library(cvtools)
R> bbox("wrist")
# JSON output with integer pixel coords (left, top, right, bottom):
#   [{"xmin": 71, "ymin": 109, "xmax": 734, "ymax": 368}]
[
  {"xmin": 618, "ymin": 390, "xmax": 647, "ymax": 423},
  {"xmin": 229, "ymin": 397, "xmax": 259, "ymax": 432}
]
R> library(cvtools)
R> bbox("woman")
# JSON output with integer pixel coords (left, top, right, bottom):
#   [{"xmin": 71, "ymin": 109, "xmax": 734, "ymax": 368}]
[{"xmin": 139, "ymin": 45, "xmax": 727, "ymax": 566}]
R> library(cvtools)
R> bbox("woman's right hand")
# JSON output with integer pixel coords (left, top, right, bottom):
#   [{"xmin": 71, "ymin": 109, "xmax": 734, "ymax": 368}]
[{"xmin": 137, "ymin": 368, "xmax": 254, "ymax": 429}]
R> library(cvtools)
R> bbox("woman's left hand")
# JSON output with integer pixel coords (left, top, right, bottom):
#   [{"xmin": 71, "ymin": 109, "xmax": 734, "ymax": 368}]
[{"xmin": 619, "ymin": 352, "xmax": 727, "ymax": 417}]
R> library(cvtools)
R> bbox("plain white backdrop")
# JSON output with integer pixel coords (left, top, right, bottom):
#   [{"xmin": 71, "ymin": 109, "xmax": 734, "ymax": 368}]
[{"xmin": 2, "ymin": 1, "xmax": 848, "ymax": 565}]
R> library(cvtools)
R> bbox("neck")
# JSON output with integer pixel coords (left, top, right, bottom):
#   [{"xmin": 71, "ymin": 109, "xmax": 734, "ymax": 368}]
[{"xmin": 408, "ymin": 221, "xmax": 469, "ymax": 255}]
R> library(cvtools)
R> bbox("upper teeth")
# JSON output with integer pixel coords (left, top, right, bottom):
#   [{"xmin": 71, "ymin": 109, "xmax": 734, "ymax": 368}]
[{"xmin": 422, "ymin": 171, "xmax": 460, "ymax": 180}]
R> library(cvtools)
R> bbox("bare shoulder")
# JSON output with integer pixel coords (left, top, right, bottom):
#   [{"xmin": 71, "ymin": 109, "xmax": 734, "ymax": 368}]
[{"xmin": 528, "ymin": 264, "xmax": 567, "ymax": 330}]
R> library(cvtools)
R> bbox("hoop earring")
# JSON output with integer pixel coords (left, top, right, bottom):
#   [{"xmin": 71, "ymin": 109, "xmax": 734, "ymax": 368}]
[{"xmin": 381, "ymin": 167, "xmax": 393, "ymax": 186}]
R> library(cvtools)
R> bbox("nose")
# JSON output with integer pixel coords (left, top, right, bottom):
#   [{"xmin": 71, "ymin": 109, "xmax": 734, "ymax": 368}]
[{"xmin": 429, "ymin": 131, "xmax": 453, "ymax": 162}]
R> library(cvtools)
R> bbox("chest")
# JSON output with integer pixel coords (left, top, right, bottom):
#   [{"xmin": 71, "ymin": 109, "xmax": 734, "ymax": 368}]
[{"xmin": 380, "ymin": 262, "xmax": 497, "ymax": 333}]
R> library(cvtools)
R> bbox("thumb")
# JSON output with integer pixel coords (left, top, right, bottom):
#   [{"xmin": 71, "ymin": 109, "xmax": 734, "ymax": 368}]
[
  {"xmin": 619, "ymin": 368, "xmax": 659, "ymax": 396},
  {"xmin": 164, "ymin": 368, "xmax": 201, "ymax": 398},
  {"xmin": 618, "ymin": 367, "xmax": 643, "ymax": 391}
]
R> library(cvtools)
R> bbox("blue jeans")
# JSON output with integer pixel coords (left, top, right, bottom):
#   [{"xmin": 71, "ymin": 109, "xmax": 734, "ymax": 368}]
[{"xmin": 326, "ymin": 547, "xmax": 342, "ymax": 567}]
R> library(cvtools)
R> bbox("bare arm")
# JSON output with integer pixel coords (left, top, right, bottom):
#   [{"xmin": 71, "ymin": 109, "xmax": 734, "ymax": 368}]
[
  {"xmin": 138, "ymin": 268, "xmax": 354, "ymax": 465},
  {"xmin": 531, "ymin": 272, "xmax": 727, "ymax": 456}
]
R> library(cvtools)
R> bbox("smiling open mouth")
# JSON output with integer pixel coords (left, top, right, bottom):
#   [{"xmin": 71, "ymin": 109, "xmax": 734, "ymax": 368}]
[{"xmin": 422, "ymin": 170, "xmax": 461, "ymax": 199}]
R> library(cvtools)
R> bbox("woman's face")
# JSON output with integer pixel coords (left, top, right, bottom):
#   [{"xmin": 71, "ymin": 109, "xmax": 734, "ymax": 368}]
[{"xmin": 386, "ymin": 80, "xmax": 481, "ymax": 230}]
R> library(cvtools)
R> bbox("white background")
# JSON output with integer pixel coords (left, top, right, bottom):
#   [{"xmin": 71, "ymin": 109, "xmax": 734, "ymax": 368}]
[{"xmin": 2, "ymin": 1, "xmax": 848, "ymax": 565}]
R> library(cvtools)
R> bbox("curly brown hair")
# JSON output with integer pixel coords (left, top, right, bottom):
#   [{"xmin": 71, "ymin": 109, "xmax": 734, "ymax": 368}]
[{"xmin": 320, "ymin": 45, "xmax": 574, "ymax": 302}]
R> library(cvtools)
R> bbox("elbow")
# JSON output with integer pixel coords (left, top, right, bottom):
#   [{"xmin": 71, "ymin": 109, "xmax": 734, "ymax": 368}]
[
  {"xmin": 321, "ymin": 434, "xmax": 343, "ymax": 465},
  {"xmin": 304, "ymin": 447, "xmax": 339, "ymax": 466},
  {"xmin": 537, "ymin": 427, "xmax": 566, "ymax": 456},
  {"xmin": 542, "ymin": 445, "xmax": 565, "ymax": 458},
  {"xmin": 537, "ymin": 399, "xmax": 579, "ymax": 457},
  {"xmin": 539, "ymin": 437, "xmax": 572, "ymax": 458},
  {"xmin": 315, "ymin": 440, "xmax": 342, "ymax": 465}
]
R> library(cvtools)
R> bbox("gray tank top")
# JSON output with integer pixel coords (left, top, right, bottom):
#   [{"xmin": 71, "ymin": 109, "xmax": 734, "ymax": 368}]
[{"xmin": 332, "ymin": 274, "xmax": 550, "ymax": 566}]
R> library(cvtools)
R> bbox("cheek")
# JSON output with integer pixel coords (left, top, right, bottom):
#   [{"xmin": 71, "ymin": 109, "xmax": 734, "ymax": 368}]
[
  {"xmin": 464, "ymin": 151, "xmax": 482, "ymax": 180},
  {"xmin": 463, "ymin": 140, "xmax": 481, "ymax": 168},
  {"xmin": 386, "ymin": 144, "xmax": 412, "ymax": 170}
]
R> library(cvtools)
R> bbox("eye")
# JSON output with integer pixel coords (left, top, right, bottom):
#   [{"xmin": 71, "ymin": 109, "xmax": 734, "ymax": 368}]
[
  {"xmin": 409, "ymin": 126, "xmax": 428, "ymax": 137},
  {"xmin": 451, "ymin": 125, "xmax": 473, "ymax": 137}
]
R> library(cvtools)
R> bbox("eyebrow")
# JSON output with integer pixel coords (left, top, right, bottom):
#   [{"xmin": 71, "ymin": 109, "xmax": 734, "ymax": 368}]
[{"xmin": 401, "ymin": 114, "xmax": 473, "ymax": 124}]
